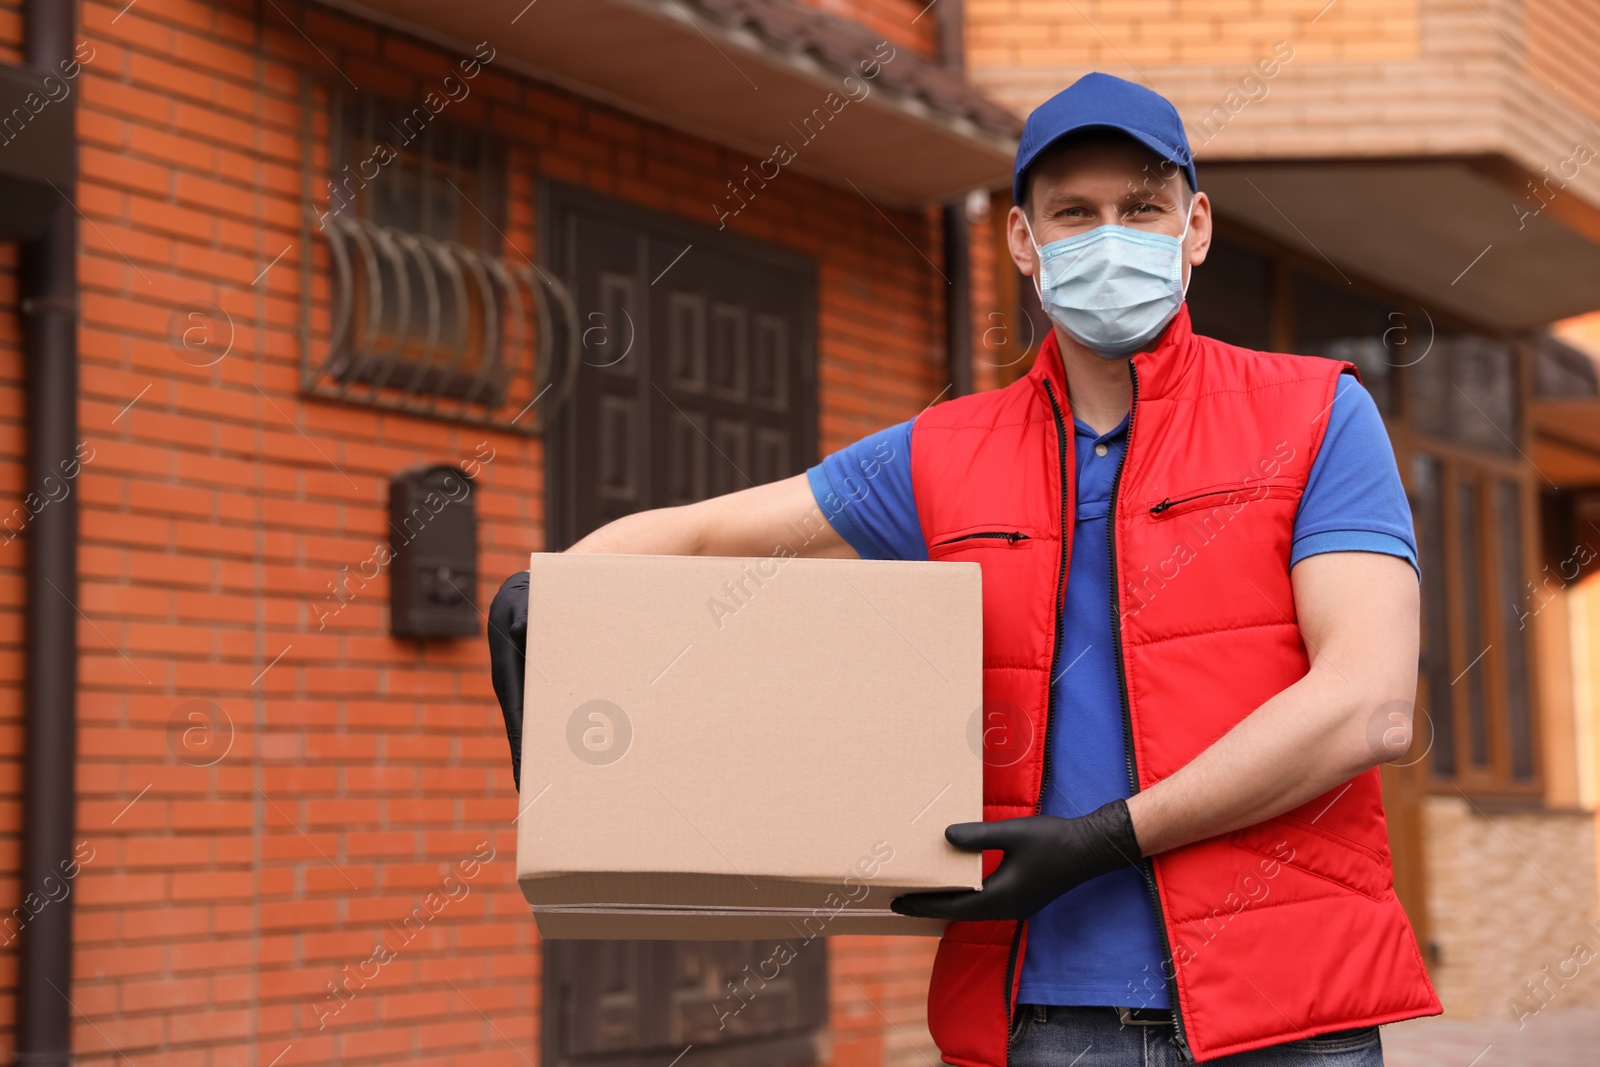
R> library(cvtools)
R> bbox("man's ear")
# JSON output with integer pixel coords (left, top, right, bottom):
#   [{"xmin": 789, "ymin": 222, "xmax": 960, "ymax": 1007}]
[
  {"xmin": 1007, "ymin": 205, "xmax": 1039, "ymax": 279},
  {"xmin": 1186, "ymin": 191, "xmax": 1214, "ymax": 269}
]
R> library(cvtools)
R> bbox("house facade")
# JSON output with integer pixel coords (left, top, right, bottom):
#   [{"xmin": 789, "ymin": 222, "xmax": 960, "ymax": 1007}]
[
  {"xmin": 0, "ymin": 2, "xmax": 1018, "ymax": 1066},
  {"xmin": 0, "ymin": 2, "xmax": 1595, "ymax": 1067}
]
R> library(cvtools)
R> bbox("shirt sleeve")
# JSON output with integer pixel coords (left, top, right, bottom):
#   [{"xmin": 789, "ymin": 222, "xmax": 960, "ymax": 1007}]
[
  {"xmin": 1292, "ymin": 373, "xmax": 1418, "ymax": 577},
  {"xmin": 805, "ymin": 420, "xmax": 926, "ymax": 561}
]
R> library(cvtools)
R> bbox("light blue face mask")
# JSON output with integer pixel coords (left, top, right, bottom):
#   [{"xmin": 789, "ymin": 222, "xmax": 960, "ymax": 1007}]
[{"xmin": 1022, "ymin": 205, "xmax": 1194, "ymax": 359}]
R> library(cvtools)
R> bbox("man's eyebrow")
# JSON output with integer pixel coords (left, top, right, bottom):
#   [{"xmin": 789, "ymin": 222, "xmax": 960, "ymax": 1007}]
[
  {"xmin": 1040, "ymin": 193, "xmax": 1096, "ymax": 208},
  {"xmin": 1121, "ymin": 185, "xmax": 1180, "ymax": 203},
  {"xmin": 1039, "ymin": 188, "xmax": 1180, "ymax": 210}
]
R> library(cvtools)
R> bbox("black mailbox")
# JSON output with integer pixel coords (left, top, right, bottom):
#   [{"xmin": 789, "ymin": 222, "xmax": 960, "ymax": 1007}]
[{"xmin": 389, "ymin": 464, "xmax": 478, "ymax": 639}]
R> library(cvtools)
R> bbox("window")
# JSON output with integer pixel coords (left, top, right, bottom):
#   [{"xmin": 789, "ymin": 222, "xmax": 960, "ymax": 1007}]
[
  {"xmin": 1498, "ymin": 480, "xmax": 1535, "ymax": 780},
  {"xmin": 1289, "ymin": 270, "xmax": 1440, "ymax": 418},
  {"xmin": 1409, "ymin": 457, "xmax": 1538, "ymax": 789},
  {"xmin": 298, "ymin": 77, "xmax": 575, "ymax": 434},
  {"xmin": 327, "ymin": 90, "xmax": 508, "ymax": 402},
  {"xmin": 1187, "ymin": 236, "xmax": 1272, "ymax": 351},
  {"xmin": 1534, "ymin": 333, "xmax": 1599, "ymax": 399},
  {"xmin": 1407, "ymin": 336, "xmax": 1519, "ymax": 457},
  {"xmin": 1412, "ymin": 456, "xmax": 1455, "ymax": 776}
]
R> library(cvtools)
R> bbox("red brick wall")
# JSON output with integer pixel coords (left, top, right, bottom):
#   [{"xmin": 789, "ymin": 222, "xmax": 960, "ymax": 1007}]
[{"xmin": 0, "ymin": 0, "xmax": 969, "ymax": 1063}]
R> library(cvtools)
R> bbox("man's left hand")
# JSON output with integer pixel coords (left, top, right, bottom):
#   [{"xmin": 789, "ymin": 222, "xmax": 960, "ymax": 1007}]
[{"xmin": 890, "ymin": 800, "xmax": 1143, "ymax": 922}]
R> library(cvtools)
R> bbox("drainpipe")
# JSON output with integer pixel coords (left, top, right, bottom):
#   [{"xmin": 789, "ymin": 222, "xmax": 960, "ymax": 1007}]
[
  {"xmin": 938, "ymin": 0, "xmax": 973, "ymax": 397},
  {"xmin": 16, "ymin": 0, "xmax": 79, "ymax": 1063},
  {"xmin": 942, "ymin": 203, "xmax": 973, "ymax": 397}
]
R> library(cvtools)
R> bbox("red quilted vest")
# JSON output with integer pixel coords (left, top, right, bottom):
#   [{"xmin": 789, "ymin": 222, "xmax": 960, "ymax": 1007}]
[{"xmin": 910, "ymin": 307, "xmax": 1440, "ymax": 1064}]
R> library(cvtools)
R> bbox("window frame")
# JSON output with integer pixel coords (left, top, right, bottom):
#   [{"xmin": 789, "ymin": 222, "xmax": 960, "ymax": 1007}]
[{"xmin": 1402, "ymin": 441, "xmax": 1543, "ymax": 796}]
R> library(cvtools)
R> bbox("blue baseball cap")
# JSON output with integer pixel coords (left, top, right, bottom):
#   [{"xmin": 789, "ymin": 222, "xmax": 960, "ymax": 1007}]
[{"xmin": 1013, "ymin": 72, "xmax": 1198, "ymax": 205}]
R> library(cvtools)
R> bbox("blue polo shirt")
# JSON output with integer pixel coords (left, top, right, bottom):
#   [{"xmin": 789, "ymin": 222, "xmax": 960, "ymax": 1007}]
[{"xmin": 806, "ymin": 373, "xmax": 1415, "ymax": 1008}]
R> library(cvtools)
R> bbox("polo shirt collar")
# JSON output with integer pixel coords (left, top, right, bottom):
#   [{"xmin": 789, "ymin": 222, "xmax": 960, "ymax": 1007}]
[{"xmin": 1031, "ymin": 302, "xmax": 1198, "ymax": 410}]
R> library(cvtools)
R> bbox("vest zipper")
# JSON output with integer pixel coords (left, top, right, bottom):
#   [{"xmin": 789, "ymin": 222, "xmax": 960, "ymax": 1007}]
[
  {"xmin": 1108, "ymin": 365, "xmax": 1193, "ymax": 1061},
  {"xmin": 1150, "ymin": 490, "xmax": 1234, "ymax": 514},
  {"xmin": 1003, "ymin": 380, "xmax": 1073, "ymax": 1059},
  {"xmin": 935, "ymin": 531, "xmax": 1031, "ymax": 545},
  {"xmin": 1148, "ymin": 485, "xmax": 1291, "ymax": 515}
]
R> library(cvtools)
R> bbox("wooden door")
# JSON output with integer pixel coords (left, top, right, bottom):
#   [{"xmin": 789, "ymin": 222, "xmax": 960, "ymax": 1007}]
[
  {"xmin": 541, "ymin": 184, "xmax": 824, "ymax": 1067},
  {"xmin": 545, "ymin": 185, "xmax": 815, "ymax": 547}
]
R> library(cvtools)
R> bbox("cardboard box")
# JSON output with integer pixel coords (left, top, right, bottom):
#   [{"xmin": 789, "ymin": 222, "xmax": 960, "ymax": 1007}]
[{"xmin": 516, "ymin": 552, "xmax": 984, "ymax": 939}]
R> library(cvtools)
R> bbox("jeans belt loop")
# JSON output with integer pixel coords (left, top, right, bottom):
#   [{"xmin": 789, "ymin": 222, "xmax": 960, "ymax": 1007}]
[{"xmin": 1117, "ymin": 1006, "xmax": 1172, "ymax": 1026}]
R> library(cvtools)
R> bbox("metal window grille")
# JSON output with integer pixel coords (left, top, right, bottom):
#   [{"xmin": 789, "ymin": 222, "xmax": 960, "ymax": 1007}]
[{"xmin": 298, "ymin": 77, "xmax": 578, "ymax": 434}]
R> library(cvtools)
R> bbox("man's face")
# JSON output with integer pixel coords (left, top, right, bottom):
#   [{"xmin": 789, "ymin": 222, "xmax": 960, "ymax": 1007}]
[{"xmin": 1007, "ymin": 137, "xmax": 1213, "ymax": 290}]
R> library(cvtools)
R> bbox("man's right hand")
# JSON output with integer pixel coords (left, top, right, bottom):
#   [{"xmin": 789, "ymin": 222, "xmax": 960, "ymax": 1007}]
[{"xmin": 488, "ymin": 570, "xmax": 529, "ymax": 789}]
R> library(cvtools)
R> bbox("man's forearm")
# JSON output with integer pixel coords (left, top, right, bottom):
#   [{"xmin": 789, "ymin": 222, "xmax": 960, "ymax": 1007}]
[
  {"xmin": 1124, "ymin": 666, "xmax": 1407, "ymax": 856},
  {"xmin": 1123, "ymin": 551, "xmax": 1421, "ymax": 857},
  {"xmin": 568, "ymin": 506, "xmax": 706, "ymax": 555},
  {"xmin": 564, "ymin": 474, "xmax": 853, "ymax": 559}
]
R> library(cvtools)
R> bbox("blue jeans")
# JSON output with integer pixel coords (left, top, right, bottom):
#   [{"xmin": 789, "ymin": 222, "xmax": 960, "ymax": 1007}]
[{"xmin": 1007, "ymin": 1005, "xmax": 1383, "ymax": 1066}]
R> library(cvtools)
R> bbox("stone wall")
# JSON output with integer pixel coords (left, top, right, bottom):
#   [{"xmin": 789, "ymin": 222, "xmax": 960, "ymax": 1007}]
[{"xmin": 1423, "ymin": 794, "xmax": 1600, "ymax": 1023}]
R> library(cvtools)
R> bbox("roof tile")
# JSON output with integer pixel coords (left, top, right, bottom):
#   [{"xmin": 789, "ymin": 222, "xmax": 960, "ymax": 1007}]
[{"xmin": 689, "ymin": 0, "xmax": 1023, "ymax": 139}]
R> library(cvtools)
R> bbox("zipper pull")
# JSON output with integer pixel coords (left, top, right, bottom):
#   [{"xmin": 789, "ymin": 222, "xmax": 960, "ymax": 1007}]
[
  {"xmin": 1150, "ymin": 498, "xmax": 1172, "ymax": 515},
  {"xmin": 1006, "ymin": 532, "xmax": 1024, "ymax": 544}
]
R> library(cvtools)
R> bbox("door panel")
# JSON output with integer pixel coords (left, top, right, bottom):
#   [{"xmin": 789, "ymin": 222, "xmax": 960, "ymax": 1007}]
[
  {"xmin": 549, "ymin": 186, "xmax": 815, "ymax": 546},
  {"xmin": 542, "ymin": 184, "xmax": 822, "ymax": 1067}
]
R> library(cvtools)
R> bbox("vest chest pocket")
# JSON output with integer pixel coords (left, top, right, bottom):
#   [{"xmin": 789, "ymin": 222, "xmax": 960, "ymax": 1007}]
[
  {"xmin": 1144, "ymin": 481, "xmax": 1301, "ymax": 522},
  {"xmin": 928, "ymin": 527, "xmax": 1038, "ymax": 560}
]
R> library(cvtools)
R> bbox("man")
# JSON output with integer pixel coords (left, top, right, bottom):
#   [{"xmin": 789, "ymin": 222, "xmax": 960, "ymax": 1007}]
[{"xmin": 489, "ymin": 74, "xmax": 1440, "ymax": 1065}]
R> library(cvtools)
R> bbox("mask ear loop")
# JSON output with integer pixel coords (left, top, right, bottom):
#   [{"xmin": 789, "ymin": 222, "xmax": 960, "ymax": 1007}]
[
  {"xmin": 1019, "ymin": 211, "xmax": 1049, "ymax": 307},
  {"xmin": 1177, "ymin": 191, "xmax": 1198, "ymax": 299}
]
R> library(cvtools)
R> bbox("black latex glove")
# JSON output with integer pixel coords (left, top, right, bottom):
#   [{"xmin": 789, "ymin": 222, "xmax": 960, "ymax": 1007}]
[
  {"xmin": 890, "ymin": 799, "xmax": 1142, "ymax": 922},
  {"xmin": 488, "ymin": 570, "xmax": 529, "ymax": 789}
]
